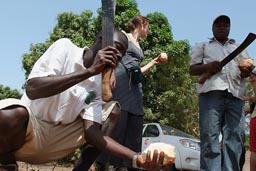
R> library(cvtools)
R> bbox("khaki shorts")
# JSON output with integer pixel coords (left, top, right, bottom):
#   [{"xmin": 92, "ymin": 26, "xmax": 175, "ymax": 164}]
[{"xmin": 0, "ymin": 98, "xmax": 119, "ymax": 164}]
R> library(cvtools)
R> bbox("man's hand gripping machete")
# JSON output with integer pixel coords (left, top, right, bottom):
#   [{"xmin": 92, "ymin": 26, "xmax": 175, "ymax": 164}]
[{"xmin": 198, "ymin": 32, "xmax": 256, "ymax": 84}]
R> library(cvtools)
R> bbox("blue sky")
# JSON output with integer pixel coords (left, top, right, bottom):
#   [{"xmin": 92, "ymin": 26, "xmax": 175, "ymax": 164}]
[{"xmin": 1, "ymin": 0, "xmax": 256, "ymax": 92}]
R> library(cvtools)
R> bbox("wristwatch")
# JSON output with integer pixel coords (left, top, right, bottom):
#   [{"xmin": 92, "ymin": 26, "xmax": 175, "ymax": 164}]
[{"xmin": 132, "ymin": 152, "xmax": 140, "ymax": 168}]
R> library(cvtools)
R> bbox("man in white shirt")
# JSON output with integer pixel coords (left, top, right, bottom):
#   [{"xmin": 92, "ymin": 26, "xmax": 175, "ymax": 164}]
[
  {"xmin": 0, "ymin": 29, "xmax": 172, "ymax": 171},
  {"xmin": 190, "ymin": 15, "xmax": 252, "ymax": 171}
]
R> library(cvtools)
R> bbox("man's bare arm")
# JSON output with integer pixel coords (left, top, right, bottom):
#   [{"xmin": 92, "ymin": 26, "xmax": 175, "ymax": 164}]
[{"xmin": 189, "ymin": 61, "xmax": 222, "ymax": 76}]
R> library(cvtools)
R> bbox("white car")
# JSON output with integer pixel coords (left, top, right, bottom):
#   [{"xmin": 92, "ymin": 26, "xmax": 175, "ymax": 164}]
[{"xmin": 141, "ymin": 123, "xmax": 200, "ymax": 171}]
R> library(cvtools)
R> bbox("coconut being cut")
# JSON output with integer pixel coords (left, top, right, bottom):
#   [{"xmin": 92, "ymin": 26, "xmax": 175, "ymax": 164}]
[{"xmin": 142, "ymin": 142, "xmax": 176, "ymax": 165}]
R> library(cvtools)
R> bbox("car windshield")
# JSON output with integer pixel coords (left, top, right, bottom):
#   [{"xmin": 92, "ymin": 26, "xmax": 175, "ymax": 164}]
[{"xmin": 160, "ymin": 125, "xmax": 195, "ymax": 139}]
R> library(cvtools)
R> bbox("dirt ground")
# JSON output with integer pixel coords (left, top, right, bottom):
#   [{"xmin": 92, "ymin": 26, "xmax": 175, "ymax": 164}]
[
  {"xmin": 17, "ymin": 162, "xmax": 96, "ymax": 171},
  {"xmin": 18, "ymin": 162, "xmax": 72, "ymax": 171},
  {"xmin": 17, "ymin": 151, "xmax": 251, "ymax": 171}
]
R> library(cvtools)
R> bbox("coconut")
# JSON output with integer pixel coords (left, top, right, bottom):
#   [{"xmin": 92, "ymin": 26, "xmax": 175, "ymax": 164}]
[
  {"xmin": 238, "ymin": 58, "xmax": 254, "ymax": 72},
  {"xmin": 142, "ymin": 142, "xmax": 175, "ymax": 165},
  {"xmin": 159, "ymin": 53, "xmax": 168, "ymax": 63}
]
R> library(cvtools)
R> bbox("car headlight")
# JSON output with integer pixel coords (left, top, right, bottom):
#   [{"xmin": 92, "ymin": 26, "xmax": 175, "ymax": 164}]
[{"xmin": 179, "ymin": 139, "xmax": 200, "ymax": 151}]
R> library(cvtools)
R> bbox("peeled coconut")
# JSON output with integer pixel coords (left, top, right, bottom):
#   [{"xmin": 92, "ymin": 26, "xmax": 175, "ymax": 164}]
[
  {"xmin": 142, "ymin": 142, "xmax": 176, "ymax": 165},
  {"xmin": 238, "ymin": 58, "xmax": 254, "ymax": 72},
  {"xmin": 159, "ymin": 53, "xmax": 168, "ymax": 63}
]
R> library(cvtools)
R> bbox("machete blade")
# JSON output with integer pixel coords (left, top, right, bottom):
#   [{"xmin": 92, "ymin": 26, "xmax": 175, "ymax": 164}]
[
  {"xmin": 101, "ymin": 0, "xmax": 116, "ymax": 102},
  {"xmin": 221, "ymin": 32, "xmax": 256, "ymax": 66}
]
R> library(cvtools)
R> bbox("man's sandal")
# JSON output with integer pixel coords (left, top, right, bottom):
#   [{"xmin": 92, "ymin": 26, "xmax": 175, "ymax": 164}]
[{"xmin": 0, "ymin": 164, "xmax": 17, "ymax": 171}]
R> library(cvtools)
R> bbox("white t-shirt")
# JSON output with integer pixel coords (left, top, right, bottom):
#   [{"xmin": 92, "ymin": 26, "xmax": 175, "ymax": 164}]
[
  {"xmin": 21, "ymin": 38, "xmax": 103, "ymax": 124},
  {"xmin": 190, "ymin": 38, "xmax": 250, "ymax": 99}
]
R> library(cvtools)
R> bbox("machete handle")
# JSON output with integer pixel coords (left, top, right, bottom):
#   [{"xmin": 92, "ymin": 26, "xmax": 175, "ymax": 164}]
[
  {"xmin": 102, "ymin": 67, "xmax": 113, "ymax": 102},
  {"xmin": 198, "ymin": 72, "xmax": 213, "ymax": 84}
]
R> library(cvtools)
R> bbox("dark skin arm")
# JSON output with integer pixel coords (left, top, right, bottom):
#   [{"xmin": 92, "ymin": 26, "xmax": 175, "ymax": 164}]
[
  {"xmin": 190, "ymin": 60, "xmax": 252, "ymax": 78},
  {"xmin": 83, "ymin": 119, "xmax": 169, "ymax": 170},
  {"xmin": 189, "ymin": 61, "xmax": 222, "ymax": 76},
  {"xmin": 73, "ymin": 105, "xmax": 121, "ymax": 171},
  {"xmin": 83, "ymin": 120, "xmax": 134, "ymax": 159},
  {"xmin": 26, "ymin": 46, "xmax": 121, "ymax": 100}
]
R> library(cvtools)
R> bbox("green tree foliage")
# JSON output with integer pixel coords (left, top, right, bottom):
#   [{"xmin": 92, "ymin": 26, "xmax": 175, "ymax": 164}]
[
  {"xmin": 21, "ymin": 0, "xmax": 199, "ymax": 138},
  {"xmin": 0, "ymin": 84, "xmax": 22, "ymax": 100},
  {"xmin": 140, "ymin": 12, "xmax": 199, "ymax": 137}
]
